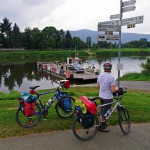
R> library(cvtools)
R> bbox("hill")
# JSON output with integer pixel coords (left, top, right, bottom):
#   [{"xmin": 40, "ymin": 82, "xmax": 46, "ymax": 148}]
[{"xmin": 69, "ymin": 29, "xmax": 150, "ymax": 43}]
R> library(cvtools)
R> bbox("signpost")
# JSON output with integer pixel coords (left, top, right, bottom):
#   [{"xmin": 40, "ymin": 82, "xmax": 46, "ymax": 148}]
[{"xmin": 97, "ymin": 0, "xmax": 144, "ymax": 87}]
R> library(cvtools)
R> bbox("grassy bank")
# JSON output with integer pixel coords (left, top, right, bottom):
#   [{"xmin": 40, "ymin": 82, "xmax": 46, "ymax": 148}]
[
  {"xmin": 95, "ymin": 48, "xmax": 150, "ymax": 58},
  {"xmin": 0, "ymin": 49, "xmax": 89, "ymax": 62},
  {"xmin": 120, "ymin": 72, "xmax": 150, "ymax": 81},
  {"xmin": 0, "ymin": 87, "xmax": 150, "ymax": 138}
]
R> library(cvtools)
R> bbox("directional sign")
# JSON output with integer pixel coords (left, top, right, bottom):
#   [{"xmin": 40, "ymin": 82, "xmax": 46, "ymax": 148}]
[
  {"xmin": 110, "ymin": 14, "xmax": 120, "ymax": 20},
  {"xmin": 98, "ymin": 20, "xmax": 119, "ymax": 25},
  {"xmin": 122, "ymin": 16, "xmax": 144, "ymax": 26},
  {"xmin": 98, "ymin": 16, "xmax": 144, "ymax": 32},
  {"xmin": 98, "ymin": 25, "xmax": 119, "ymax": 32},
  {"xmin": 98, "ymin": 20, "xmax": 119, "ymax": 32},
  {"xmin": 122, "ymin": 0, "xmax": 136, "ymax": 8},
  {"xmin": 97, "ymin": 34, "xmax": 119, "ymax": 41},
  {"xmin": 122, "ymin": 5, "xmax": 136, "ymax": 13}
]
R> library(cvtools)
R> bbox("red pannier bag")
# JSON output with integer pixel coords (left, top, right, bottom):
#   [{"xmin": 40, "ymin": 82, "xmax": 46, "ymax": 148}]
[
  {"xmin": 24, "ymin": 101, "xmax": 35, "ymax": 117},
  {"xmin": 80, "ymin": 96, "xmax": 98, "ymax": 114}
]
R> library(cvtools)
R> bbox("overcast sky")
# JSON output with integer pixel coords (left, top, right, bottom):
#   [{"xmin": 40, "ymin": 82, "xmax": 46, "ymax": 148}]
[{"xmin": 0, "ymin": 0, "xmax": 149, "ymax": 34}]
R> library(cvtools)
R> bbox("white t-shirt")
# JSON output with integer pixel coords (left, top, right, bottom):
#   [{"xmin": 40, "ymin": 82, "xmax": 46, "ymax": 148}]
[{"xmin": 97, "ymin": 72, "xmax": 115, "ymax": 99}]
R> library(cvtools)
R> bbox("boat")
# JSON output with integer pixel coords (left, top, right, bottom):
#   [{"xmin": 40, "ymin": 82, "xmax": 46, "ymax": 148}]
[{"xmin": 37, "ymin": 56, "xmax": 100, "ymax": 84}]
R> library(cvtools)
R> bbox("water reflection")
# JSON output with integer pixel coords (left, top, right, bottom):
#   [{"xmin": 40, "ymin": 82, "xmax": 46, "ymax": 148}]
[
  {"xmin": 0, "ymin": 62, "xmax": 57, "ymax": 93},
  {"xmin": 0, "ymin": 57, "xmax": 146, "ymax": 93}
]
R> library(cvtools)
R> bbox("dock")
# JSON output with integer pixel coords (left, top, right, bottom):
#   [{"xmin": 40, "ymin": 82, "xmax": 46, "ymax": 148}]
[{"xmin": 37, "ymin": 62, "xmax": 99, "ymax": 83}]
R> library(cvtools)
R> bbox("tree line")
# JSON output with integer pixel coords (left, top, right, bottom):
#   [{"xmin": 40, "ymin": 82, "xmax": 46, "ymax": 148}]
[{"xmin": 0, "ymin": 17, "xmax": 150, "ymax": 50}]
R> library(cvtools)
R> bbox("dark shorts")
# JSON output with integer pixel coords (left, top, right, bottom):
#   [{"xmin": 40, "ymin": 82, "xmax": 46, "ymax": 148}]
[{"xmin": 100, "ymin": 98, "xmax": 113, "ymax": 118}]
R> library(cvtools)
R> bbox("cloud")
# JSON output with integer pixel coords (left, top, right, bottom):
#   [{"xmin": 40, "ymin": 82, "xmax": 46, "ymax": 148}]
[{"xmin": 0, "ymin": 0, "xmax": 149, "ymax": 34}]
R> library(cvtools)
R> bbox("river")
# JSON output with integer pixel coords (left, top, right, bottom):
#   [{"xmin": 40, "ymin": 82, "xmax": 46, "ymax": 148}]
[{"xmin": 0, "ymin": 56, "xmax": 146, "ymax": 93}]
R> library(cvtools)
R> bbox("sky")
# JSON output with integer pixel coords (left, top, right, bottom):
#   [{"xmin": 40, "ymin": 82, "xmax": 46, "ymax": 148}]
[{"xmin": 0, "ymin": 0, "xmax": 149, "ymax": 34}]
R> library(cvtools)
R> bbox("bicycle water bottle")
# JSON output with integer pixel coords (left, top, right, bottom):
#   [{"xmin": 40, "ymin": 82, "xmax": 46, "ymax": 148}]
[
  {"xmin": 46, "ymin": 98, "xmax": 52, "ymax": 106},
  {"xmin": 104, "ymin": 109, "xmax": 111, "ymax": 118}
]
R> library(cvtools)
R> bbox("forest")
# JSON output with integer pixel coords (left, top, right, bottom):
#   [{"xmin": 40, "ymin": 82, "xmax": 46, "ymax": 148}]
[{"xmin": 0, "ymin": 17, "xmax": 150, "ymax": 50}]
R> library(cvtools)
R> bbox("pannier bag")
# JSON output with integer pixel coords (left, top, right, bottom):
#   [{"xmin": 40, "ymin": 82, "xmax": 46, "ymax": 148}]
[
  {"xmin": 57, "ymin": 92, "xmax": 72, "ymax": 113},
  {"xmin": 18, "ymin": 91, "xmax": 36, "ymax": 117},
  {"xmin": 80, "ymin": 113, "xmax": 95, "ymax": 129},
  {"xmin": 80, "ymin": 96, "xmax": 98, "ymax": 114},
  {"xmin": 24, "ymin": 101, "xmax": 35, "ymax": 117}
]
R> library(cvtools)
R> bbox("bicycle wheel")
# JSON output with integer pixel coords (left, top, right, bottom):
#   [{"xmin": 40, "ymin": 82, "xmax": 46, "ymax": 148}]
[
  {"xmin": 16, "ymin": 103, "xmax": 41, "ymax": 128},
  {"xmin": 55, "ymin": 96, "xmax": 75, "ymax": 118},
  {"xmin": 72, "ymin": 115, "xmax": 99, "ymax": 141},
  {"xmin": 118, "ymin": 107, "xmax": 130, "ymax": 135}
]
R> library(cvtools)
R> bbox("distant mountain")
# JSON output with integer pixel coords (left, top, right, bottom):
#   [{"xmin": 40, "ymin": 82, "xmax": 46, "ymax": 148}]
[{"xmin": 69, "ymin": 29, "xmax": 150, "ymax": 43}]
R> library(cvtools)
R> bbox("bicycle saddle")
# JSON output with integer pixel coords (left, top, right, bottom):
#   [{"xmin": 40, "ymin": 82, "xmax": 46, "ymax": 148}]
[
  {"xmin": 88, "ymin": 97, "xmax": 100, "ymax": 101},
  {"xmin": 29, "ymin": 86, "xmax": 40, "ymax": 90}
]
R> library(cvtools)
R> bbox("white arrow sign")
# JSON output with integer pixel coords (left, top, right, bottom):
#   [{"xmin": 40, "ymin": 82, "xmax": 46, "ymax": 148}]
[
  {"xmin": 122, "ymin": 0, "xmax": 136, "ymax": 7},
  {"xmin": 122, "ymin": 5, "xmax": 136, "ymax": 13},
  {"xmin": 97, "ymin": 34, "xmax": 119, "ymax": 41},
  {"xmin": 122, "ymin": 16, "xmax": 144, "ymax": 26},
  {"xmin": 98, "ymin": 20, "xmax": 119, "ymax": 25},
  {"xmin": 98, "ymin": 25, "xmax": 119, "ymax": 32},
  {"xmin": 110, "ymin": 14, "xmax": 120, "ymax": 20},
  {"xmin": 98, "ymin": 16, "xmax": 144, "ymax": 31}
]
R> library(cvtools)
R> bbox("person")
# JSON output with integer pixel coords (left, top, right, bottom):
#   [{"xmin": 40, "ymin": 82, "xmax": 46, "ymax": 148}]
[{"xmin": 97, "ymin": 62, "xmax": 118, "ymax": 132}]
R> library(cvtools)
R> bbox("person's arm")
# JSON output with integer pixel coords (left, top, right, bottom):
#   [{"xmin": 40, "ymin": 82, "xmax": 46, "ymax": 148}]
[
  {"xmin": 97, "ymin": 82, "xmax": 100, "ymax": 89},
  {"xmin": 111, "ymin": 85, "xmax": 118, "ymax": 93}
]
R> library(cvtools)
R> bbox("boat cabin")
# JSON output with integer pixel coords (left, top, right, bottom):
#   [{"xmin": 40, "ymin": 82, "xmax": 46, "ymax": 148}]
[{"xmin": 67, "ymin": 57, "xmax": 82, "ymax": 65}]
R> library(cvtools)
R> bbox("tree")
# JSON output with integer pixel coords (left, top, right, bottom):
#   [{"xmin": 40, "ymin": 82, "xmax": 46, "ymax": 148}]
[
  {"xmin": 42, "ymin": 26, "xmax": 57, "ymax": 48},
  {"xmin": 22, "ymin": 27, "xmax": 32, "ymax": 49},
  {"xmin": 11, "ymin": 23, "xmax": 21, "ymax": 48},
  {"xmin": 86, "ymin": 36, "xmax": 92, "ymax": 49},
  {"xmin": 0, "ymin": 17, "xmax": 12, "ymax": 48},
  {"xmin": 65, "ymin": 30, "xmax": 72, "ymax": 49},
  {"xmin": 31, "ymin": 27, "xmax": 44, "ymax": 49}
]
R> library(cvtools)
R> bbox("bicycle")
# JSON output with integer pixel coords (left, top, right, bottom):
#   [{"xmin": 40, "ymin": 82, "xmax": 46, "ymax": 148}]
[
  {"xmin": 72, "ymin": 87, "xmax": 130, "ymax": 141},
  {"xmin": 16, "ymin": 80, "xmax": 75, "ymax": 128}
]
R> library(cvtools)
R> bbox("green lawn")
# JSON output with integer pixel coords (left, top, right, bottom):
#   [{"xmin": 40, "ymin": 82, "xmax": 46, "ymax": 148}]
[{"xmin": 0, "ymin": 87, "xmax": 150, "ymax": 138}]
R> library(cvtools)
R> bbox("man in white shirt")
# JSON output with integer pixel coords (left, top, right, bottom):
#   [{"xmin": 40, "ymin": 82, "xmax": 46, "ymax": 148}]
[{"xmin": 97, "ymin": 62, "xmax": 118, "ymax": 132}]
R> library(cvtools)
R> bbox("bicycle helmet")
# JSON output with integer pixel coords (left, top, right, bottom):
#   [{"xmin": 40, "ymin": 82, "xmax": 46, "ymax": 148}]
[{"xmin": 103, "ymin": 62, "xmax": 112, "ymax": 70}]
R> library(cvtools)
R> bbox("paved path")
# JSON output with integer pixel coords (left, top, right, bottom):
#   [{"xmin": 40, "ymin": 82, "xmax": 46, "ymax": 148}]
[
  {"xmin": 0, "ymin": 123, "xmax": 150, "ymax": 150},
  {"xmin": 75, "ymin": 81, "xmax": 150, "ymax": 91}
]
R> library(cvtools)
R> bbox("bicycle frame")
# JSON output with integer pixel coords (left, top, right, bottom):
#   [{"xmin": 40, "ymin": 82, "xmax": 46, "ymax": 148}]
[
  {"xmin": 35, "ymin": 87, "xmax": 63, "ymax": 111},
  {"xmin": 96, "ymin": 94, "xmax": 123, "ymax": 121}
]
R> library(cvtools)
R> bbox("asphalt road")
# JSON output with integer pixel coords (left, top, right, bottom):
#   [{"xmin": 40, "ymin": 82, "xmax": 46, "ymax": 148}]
[
  {"xmin": 0, "ymin": 123, "xmax": 150, "ymax": 150},
  {"xmin": 76, "ymin": 81, "xmax": 150, "ymax": 91}
]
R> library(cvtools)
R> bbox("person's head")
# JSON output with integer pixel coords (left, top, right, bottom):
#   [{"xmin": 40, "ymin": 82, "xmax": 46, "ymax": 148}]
[{"xmin": 103, "ymin": 62, "xmax": 112, "ymax": 72}]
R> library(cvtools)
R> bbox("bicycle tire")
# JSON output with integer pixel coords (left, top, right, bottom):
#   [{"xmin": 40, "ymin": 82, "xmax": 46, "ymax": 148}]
[
  {"xmin": 16, "ymin": 103, "xmax": 41, "ymax": 128},
  {"xmin": 72, "ymin": 115, "xmax": 99, "ymax": 141},
  {"xmin": 118, "ymin": 107, "xmax": 130, "ymax": 135},
  {"xmin": 55, "ymin": 96, "xmax": 75, "ymax": 118}
]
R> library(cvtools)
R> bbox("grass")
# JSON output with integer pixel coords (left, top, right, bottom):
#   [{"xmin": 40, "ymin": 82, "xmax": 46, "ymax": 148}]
[
  {"xmin": 0, "ymin": 87, "xmax": 150, "ymax": 138},
  {"xmin": 95, "ymin": 48, "xmax": 150, "ymax": 58},
  {"xmin": 120, "ymin": 72, "xmax": 150, "ymax": 81},
  {"xmin": 0, "ymin": 49, "xmax": 89, "ymax": 62}
]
